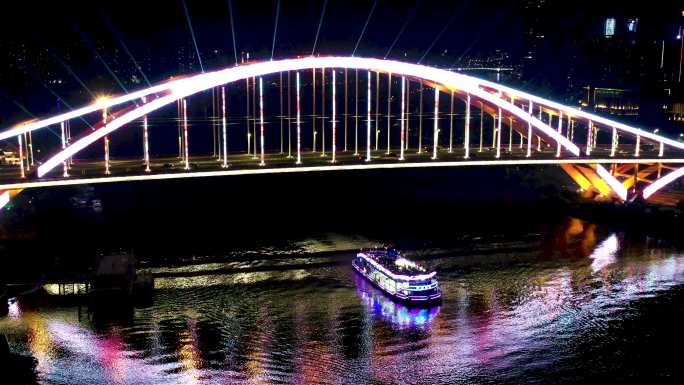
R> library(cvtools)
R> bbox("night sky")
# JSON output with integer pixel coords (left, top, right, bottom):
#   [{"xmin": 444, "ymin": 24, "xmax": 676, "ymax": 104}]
[{"xmin": 1, "ymin": 1, "xmax": 682, "ymax": 124}]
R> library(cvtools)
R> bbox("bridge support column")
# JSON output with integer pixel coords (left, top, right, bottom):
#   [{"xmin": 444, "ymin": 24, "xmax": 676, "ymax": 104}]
[
  {"xmin": 176, "ymin": 100, "xmax": 183, "ymax": 159},
  {"xmin": 432, "ymin": 87, "xmax": 439, "ymax": 160},
  {"xmin": 212, "ymin": 88, "xmax": 217, "ymax": 158},
  {"xmin": 259, "ymin": 77, "xmax": 265, "ymax": 166},
  {"xmin": 449, "ymin": 91, "xmax": 454, "ymax": 153},
  {"xmin": 537, "ymin": 106, "xmax": 544, "ymax": 153},
  {"xmin": 142, "ymin": 96, "xmax": 150, "ymax": 173},
  {"xmin": 586, "ymin": 120, "xmax": 593, "ymax": 156},
  {"xmin": 66, "ymin": 120, "xmax": 73, "ymax": 168},
  {"xmin": 332, "ymin": 69, "xmax": 337, "ymax": 164},
  {"xmin": 288, "ymin": 71, "xmax": 292, "ymax": 158},
  {"xmin": 143, "ymin": 114, "xmax": 150, "ymax": 172},
  {"xmin": 312, "ymin": 68, "xmax": 316, "ymax": 153},
  {"xmin": 354, "ymin": 69, "xmax": 359, "ymax": 156},
  {"xmin": 280, "ymin": 72, "xmax": 284, "ymax": 154},
  {"xmin": 570, "ymin": 118, "xmax": 575, "ymax": 141},
  {"xmin": 418, "ymin": 82, "xmax": 423, "ymax": 154},
  {"xmin": 321, "ymin": 68, "xmax": 326, "ymax": 157},
  {"xmin": 464, "ymin": 93, "xmax": 470, "ymax": 159},
  {"xmin": 659, "ymin": 142, "xmax": 664, "ymax": 157},
  {"xmin": 252, "ymin": 77, "xmax": 257, "ymax": 158},
  {"xmin": 495, "ymin": 107, "xmax": 502, "ymax": 158},
  {"xmin": 366, "ymin": 70, "xmax": 372, "ymax": 162},
  {"xmin": 526, "ymin": 101, "xmax": 532, "ymax": 157},
  {"xmin": 27, "ymin": 131, "xmax": 34, "ymax": 167},
  {"xmin": 60, "ymin": 122, "xmax": 69, "ymax": 177},
  {"xmin": 22, "ymin": 133, "xmax": 29, "ymax": 171},
  {"xmin": 556, "ymin": 111, "xmax": 563, "ymax": 157},
  {"xmin": 508, "ymin": 116, "xmax": 513, "ymax": 153},
  {"xmin": 387, "ymin": 73, "xmax": 392, "ymax": 155},
  {"xmin": 344, "ymin": 68, "xmax": 348, "ymax": 152},
  {"xmin": 17, "ymin": 135, "xmax": 25, "ymax": 178},
  {"xmin": 103, "ymin": 108, "xmax": 110, "ymax": 175},
  {"xmin": 296, "ymin": 72, "xmax": 302, "ymax": 165},
  {"xmin": 479, "ymin": 102, "xmax": 484, "ymax": 153},
  {"xmin": 246, "ymin": 78, "xmax": 251, "ymax": 155},
  {"xmin": 635, "ymin": 135, "xmax": 640, "ymax": 157},
  {"xmin": 222, "ymin": 86, "xmax": 228, "ymax": 168},
  {"xmin": 610, "ymin": 127, "xmax": 618, "ymax": 157},
  {"xmin": 183, "ymin": 99, "xmax": 189, "ymax": 170},
  {"xmin": 405, "ymin": 80, "xmax": 410, "ymax": 151},
  {"xmin": 491, "ymin": 113, "xmax": 496, "ymax": 150},
  {"xmin": 104, "ymin": 136, "xmax": 110, "ymax": 175},
  {"xmin": 400, "ymin": 76, "xmax": 405, "ymax": 161},
  {"xmin": 375, "ymin": 71, "xmax": 380, "ymax": 152}
]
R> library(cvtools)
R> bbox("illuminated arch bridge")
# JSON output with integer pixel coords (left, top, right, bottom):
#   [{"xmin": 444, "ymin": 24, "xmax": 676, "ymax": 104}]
[{"xmin": 1, "ymin": 56, "xmax": 684, "ymax": 209}]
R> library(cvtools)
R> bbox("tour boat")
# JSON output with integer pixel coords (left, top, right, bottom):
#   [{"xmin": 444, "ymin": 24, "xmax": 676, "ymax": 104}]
[{"xmin": 352, "ymin": 248, "xmax": 442, "ymax": 304}]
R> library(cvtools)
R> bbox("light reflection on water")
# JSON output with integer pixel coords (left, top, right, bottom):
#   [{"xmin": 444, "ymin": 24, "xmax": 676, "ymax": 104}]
[
  {"xmin": 353, "ymin": 272, "xmax": 441, "ymax": 329},
  {"xmin": 2, "ymin": 219, "xmax": 684, "ymax": 384}
]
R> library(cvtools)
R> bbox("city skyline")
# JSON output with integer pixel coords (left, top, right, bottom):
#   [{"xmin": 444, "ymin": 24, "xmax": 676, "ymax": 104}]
[{"xmin": 2, "ymin": 1, "xmax": 683, "ymax": 128}]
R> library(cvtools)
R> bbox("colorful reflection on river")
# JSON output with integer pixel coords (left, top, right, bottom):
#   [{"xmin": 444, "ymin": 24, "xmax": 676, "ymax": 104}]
[
  {"xmin": 353, "ymin": 272, "xmax": 440, "ymax": 329},
  {"xmin": 2, "ymin": 218, "xmax": 684, "ymax": 384}
]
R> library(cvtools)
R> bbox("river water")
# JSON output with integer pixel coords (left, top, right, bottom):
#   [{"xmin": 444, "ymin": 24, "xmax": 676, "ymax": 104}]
[{"xmin": 2, "ymin": 217, "xmax": 684, "ymax": 384}]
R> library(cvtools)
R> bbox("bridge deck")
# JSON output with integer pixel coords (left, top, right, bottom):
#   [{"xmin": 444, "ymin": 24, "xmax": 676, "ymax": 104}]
[{"xmin": 1, "ymin": 146, "xmax": 681, "ymax": 191}]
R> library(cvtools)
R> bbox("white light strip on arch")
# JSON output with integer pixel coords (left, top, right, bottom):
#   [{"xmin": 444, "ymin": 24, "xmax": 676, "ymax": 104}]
[
  {"xmin": 0, "ymin": 190, "xmax": 9, "ymax": 210},
  {"xmin": 37, "ymin": 94, "xmax": 179, "ymax": 177},
  {"xmin": 642, "ymin": 166, "xmax": 684, "ymax": 199},
  {"xmin": 33, "ymin": 57, "xmax": 580, "ymax": 178},
  {"xmin": 595, "ymin": 164, "xmax": 628, "ymax": 200},
  {"xmin": 0, "ymin": 84, "xmax": 173, "ymax": 141},
  {"xmin": 476, "ymin": 78, "xmax": 684, "ymax": 151}
]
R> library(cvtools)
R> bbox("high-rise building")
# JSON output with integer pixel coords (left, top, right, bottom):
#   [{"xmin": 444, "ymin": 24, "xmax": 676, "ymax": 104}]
[{"xmin": 605, "ymin": 18, "xmax": 616, "ymax": 37}]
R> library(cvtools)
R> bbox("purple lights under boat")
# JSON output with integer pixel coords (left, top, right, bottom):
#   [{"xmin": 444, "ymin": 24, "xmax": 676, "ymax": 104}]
[{"xmin": 352, "ymin": 248, "xmax": 442, "ymax": 304}]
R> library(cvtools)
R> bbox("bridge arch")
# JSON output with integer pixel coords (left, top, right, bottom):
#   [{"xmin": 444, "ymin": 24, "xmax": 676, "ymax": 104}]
[{"xmin": 0, "ymin": 57, "xmax": 577, "ymax": 177}]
